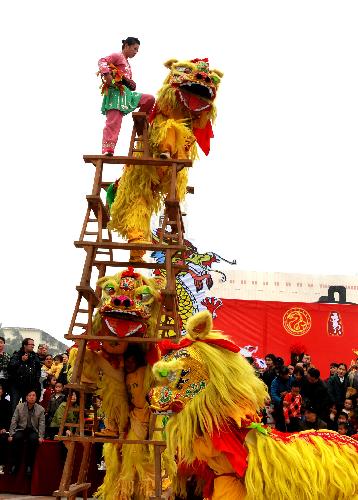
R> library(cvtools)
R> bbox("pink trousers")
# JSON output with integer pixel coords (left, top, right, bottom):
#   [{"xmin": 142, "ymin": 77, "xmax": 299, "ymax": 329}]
[{"xmin": 102, "ymin": 93, "xmax": 155, "ymax": 154}]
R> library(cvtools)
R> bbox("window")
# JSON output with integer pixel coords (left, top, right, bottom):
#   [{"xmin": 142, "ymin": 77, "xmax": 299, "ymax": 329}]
[{"xmin": 286, "ymin": 282, "xmax": 291, "ymax": 287}]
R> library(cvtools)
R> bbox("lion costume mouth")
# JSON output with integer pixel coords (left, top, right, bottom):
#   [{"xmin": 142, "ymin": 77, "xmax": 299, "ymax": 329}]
[
  {"xmin": 102, "ymin": 312, "xmax": 146, "ymax": 338},
  {"xmin": 177, "ymin": 83, "xmax": 214, "ymax": 112}
]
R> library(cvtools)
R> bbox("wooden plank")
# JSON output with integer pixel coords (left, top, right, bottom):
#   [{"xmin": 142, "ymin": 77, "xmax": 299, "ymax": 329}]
[
  {"xmin": 64, "ymin": 334, "xmax": 179, "ymax": 343},
  {"xmin": 74, "ymin": 241, "xmax": 186, "ymax": 251},
  {"xmin": 55, "ymin": 435, "xmax": 166, "ymax": 445},
  {"xmin": 75, "ymin": 285, "xmax": 100, "ymax": 305},
  {"xmin": 83, "ymin": 155, "xmax": 192, "ymax": 167},
  {"xmin": 93, "ymin": 260, "xmax": 187, "ymax": 271},
  {"xmin": 54, "ymin": 482, "xmax": 91, "ymax": 496},
  {"xmin": 86, "ymin": 195, "xmax": 110, "ymax": 226}
]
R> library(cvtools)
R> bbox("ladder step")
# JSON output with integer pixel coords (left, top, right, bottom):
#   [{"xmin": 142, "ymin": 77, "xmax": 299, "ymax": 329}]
[
  {"xmin": 78, "ymin": 309, "xmax": 88, "ymax": 313},
  {"xmin": 74, "ymin": 323, "xmax": 88, "ymax": 328},
  {"xmin": 84, "ymin": 231, "xmax": 99, "ymax": 236},
  {"xmin": 75, "ymin": 285, "xmax": 100, "ymax": 305},
  {"xmin": 86, "ymin": 195, "xmax": 110, "ymax": 225}
]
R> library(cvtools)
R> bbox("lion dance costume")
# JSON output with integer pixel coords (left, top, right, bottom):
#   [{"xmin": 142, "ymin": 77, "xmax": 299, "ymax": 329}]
[
  {"xmin": 107, "ymin": 58, "xmax": 223, "ymax": 261},
  {"xmin": 149, "ymin": 310, "xmax": 358, "ymax": 499},
  {"xmin": 69, "ymin": 267, "xmax": 164, "ymax": 499}
]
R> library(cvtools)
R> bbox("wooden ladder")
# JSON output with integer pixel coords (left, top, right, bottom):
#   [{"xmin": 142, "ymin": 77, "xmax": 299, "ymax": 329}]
[{"xmin": 54, "ymin": 112, "xmax": 192, "ymax": 500}]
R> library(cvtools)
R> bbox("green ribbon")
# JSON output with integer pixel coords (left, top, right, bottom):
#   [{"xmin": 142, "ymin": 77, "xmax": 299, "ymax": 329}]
[{"xmin": 248, "ymin": 422, "xmax": 270, "ymax": 436}]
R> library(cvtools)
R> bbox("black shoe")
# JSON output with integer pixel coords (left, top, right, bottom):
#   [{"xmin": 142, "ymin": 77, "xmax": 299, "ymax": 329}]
[{"xmin": 10, "ymin": 465, "xmax": 18, "ymax": 475}]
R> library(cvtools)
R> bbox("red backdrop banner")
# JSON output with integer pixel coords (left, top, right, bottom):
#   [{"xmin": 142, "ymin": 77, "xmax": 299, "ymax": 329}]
[{"xmin": 213, "ymin": 299, "xmax": 358, "ymax": 377}]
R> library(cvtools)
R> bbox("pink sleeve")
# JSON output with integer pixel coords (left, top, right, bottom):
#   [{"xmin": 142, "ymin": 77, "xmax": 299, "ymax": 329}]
[{"xmin": 98, "ymin": 53, "xmax": 126, "ymax": 74}]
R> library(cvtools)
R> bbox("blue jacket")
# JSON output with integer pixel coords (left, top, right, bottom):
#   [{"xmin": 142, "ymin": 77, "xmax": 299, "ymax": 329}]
[{"xmin": 270, "ymin": 376, "xmax": 292, "ymax": 405}]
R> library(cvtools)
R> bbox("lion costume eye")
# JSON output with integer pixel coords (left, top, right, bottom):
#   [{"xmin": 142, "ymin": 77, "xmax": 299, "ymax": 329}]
[
  {"xmin": 104, "ymin": 285, "xmax": 116, "ymax": 295},
  {"xmin": 175, "ymin": 66, "xmax": 191, "ymax": 73},
  {"xmin": 135, "ymin": 285, "xmax": 153, "ymax": 304}
]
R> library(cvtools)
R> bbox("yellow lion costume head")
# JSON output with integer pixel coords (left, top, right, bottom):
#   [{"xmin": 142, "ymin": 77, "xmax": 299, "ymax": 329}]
[{"xmin": 149, "ymin": 310, "xmax": 358, "ymax": 500}]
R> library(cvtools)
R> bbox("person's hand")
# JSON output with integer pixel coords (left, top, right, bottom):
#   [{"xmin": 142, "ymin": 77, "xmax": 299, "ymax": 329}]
[
  {"xmin": 65, "ymin": 430, "xmax": 72, "ymax": 437},
  {"xmin": 123, "ymin": 77, "xmax": 136, "ymax": 90},
  {"xmin": 285, "ymin": 419, "xmax": 290, "ymax": 424},
  {"xmin": 8, "ymin": 436, "xmax": 13, "ymax": 442},
  {"xmin": 280, "ymin": 391, "xmax": 287, "ymax": 397},
  {"xmin": 38, "ymin": 438, "xmax": 44, "ymax": 444},
  {"xmin": 0, "ymin": 429, "xmax": 7, "ymax": 434},
  {"xmin": 102, "ymin": 73, "xmax": 112, "ymax": 86},
  {"xmin": 22, "ymin": 353, "xmax": 29, "ymax": 362}
]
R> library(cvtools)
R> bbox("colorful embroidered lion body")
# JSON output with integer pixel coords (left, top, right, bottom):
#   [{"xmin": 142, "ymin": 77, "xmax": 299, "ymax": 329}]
[
  {"xmin": 69, "ymin": 268, "xmax": 164, "ymax": 499},
  {"xmin": 149, "ymin": 310, "xmax": 358, "ymax": 500},
  {"xmin": 108, "ymin": 58, "xmax": 223, "ymax": 260}
]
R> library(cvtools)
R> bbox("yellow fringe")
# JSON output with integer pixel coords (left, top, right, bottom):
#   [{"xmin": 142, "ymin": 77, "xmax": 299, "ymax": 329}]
[
  {"xmin": 164, "ymin": 334, "xmax": 268, "ymax": 465},
  {"xmin": 245, "ymin": 429, "xmax": 358, "ymax": 500}
]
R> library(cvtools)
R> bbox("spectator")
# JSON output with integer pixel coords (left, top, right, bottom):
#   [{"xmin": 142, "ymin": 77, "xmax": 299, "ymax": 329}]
[
  {"xmin": 336, "ymin": 412, "xmax": 354, "ymax": 436},
  {"xmin": 8, "ymin": 390, "xmax": 45, "ymax": 476},
  {"xmin": 302, "ymin": 353, "xmax": 312, "ymax": 368},
  {"xmin": 283, "ymin": 381, "xmax": 302, "ymax": 432},
  {"xmin": 261, "ymin": 354, "xmax": 277, "ymax": 390},
  {"xmin": 292, "ymin": 365, "xmax": 304, "ymax": 385},
  {"xmin": 325, "ymin": 362, "xmax": 338, "ymax": 383},
  {"xmin": 327, "ymin": 363, "xmax": 348, "ymax": 409},
  {"xmin": 270, "ymin": 366, "xmax": 292, "ymax": 431},
  {"xmin": 301, "ymin": 367, "xmax": 332, "ymax": 422},
  {"xmin": 8, "ymin": 338, "xmax": 41, "ymax": 414},
  {"xmin": 48, "ymin": 391, "xmax": 78, "ymax": 440},
  {"xmin": 40, "ymin": 354, "xmax": 53, "ymax": 388},
  {"xmin": 299, "ymin": 406, "xmax": 327, "ymax": 431},
  {"xmin": 36, "ymin": 344, "xmax": 49, "ymax": 365},
  {"xmin": 0, "ymin": 384, "xmax": 11, "ymax": 474},
  {"xmin": 327, "ymin": 403, "xmax": 338, "ymax": 431},
  {"xmin": 287, "ymin": 364, "xmax": 295, "ymax": 376},
  {"xmin": 45, "ymin": 382, "xmax": 66, "ymax": 430},
  {"xmin": 338, "ymin": 421, "xmax": 349, "ymax": 436},
  {"xmin": 49, "ymin": 354, "xmax": 63, "ymax": 379},
  {"xmin": 0, "ymin": 337, "xmax": 11, "ymax": 395},
  {"xmin": 57, "ymin": 352, "xmax": 69, "ymax": 386},
  {"xmin": 40, "ymin": 374, "xmax": 57, "ymax": 410},
  {"xmin": 342, "ymin": 398, "xmax": 354, "ymax": 419}
]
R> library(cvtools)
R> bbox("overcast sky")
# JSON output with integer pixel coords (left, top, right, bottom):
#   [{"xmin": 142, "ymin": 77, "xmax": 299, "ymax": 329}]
[{"xmin": 1, "ymin": 1, "xmax": 358, "ymax": 341}]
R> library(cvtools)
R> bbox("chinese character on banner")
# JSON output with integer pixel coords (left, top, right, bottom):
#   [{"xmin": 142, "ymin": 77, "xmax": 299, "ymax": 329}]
[{"xmin": 327, "ymin": 311, "xmax": 344, "ymax": 336}]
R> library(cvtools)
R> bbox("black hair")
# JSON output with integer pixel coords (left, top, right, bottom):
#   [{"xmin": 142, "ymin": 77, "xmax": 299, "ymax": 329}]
[
  {"xmin": 307, "ymin": 367, "xmax": 320, "ymax": 379},
  {"xmin": 22, "ymin": 338, "xmax": 34, "ymax": 348},
  {"xmin": 122, "ymin": 37, "xmax": 140, "ymax": 49},
  {"xmin": 53, "ymin": 354, "xmax": 63, "ymax": 362},
  {"xmin": 330, "ymin": 362, "xmax": 339, "ymax": 368},
  {"xmin": 293, "ymin": 366, "xmax": 304, "ymax": 377},
  {"xmin": 123, "ymin": 344, "xmax": 146, "ymax": 367},
  {"xmin": 275, "ymin": 357, "xmax": 284, "ymax": 367},
  {"xmin": 337, "ymin": 412, "xmax": 348, "ymax": 420},
  {"xmin": 291, "ymin": 381, "xmax": 301, "ymax": 389},
  {"xmin": 265, "ymin": 353, "xmax": 276, "ymax": 362},
  {"xmin": 0, "ymin": 336, "xmax": 5, "ymax": 343},
  {"xmin": 278, "ymin": 366, "xmax": 290, "ymax": 377},
  {"xmin": 338, "ymin": 421, "xmax": 348, "ymax": 429},
  {"xmin": 338, "ymin": 363, "xmax": 347, "ymax": 370}
]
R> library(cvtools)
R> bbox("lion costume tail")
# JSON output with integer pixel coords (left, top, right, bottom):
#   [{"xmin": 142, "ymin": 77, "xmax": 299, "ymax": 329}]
[{"xmin": 245, "ymin": 428, "xmax": 358, "ymax": 500}]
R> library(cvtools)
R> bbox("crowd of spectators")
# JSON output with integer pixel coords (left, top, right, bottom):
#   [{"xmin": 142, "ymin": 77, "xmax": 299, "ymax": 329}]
[
  {"xmin": 0, "ymin": 336, "xmax": 84, "ymax": 476},
  {"xmin": 260, "ymin": 352, "xmax": 358, "ymax": 436}
]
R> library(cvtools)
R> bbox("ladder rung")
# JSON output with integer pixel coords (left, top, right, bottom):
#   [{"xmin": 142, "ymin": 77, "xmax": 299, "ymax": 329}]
[
  {"xmin": 96, "ymin": 250, "xmax": 111, "ymax": 255},
  {"xmin": 78, "ymin": 309, "xmax": 88, "ymax": 313},
  {"xmin": 84, "ymin": 232, "xmax": 99, "ymax": 236},
  {"xmin": 131, "ymin": 149, "xmax": 144, "ymax": 153},
  {"xmin": 88, "ymin": 218, "xmax": 97, "ymax": 222},
  {"xmin": 74, "ymin": 323, "xmax": 88, "ymax": 328}
]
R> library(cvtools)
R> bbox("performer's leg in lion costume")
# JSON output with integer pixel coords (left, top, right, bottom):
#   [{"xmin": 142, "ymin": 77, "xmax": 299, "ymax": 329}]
[
  {"xmin": 149, "ymin": 310, "xmax": 358, "ymax": 500},
  {"xmin": 108, "ymin": 58, "xmax": 223, "ymax": 261},
  {"xmin": 69, "ymin": 268, "xmax": 165, "ymax": 499}
]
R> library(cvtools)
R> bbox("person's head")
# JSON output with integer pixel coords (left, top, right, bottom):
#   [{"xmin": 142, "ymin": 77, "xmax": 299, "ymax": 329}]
[
  {"xmin": 275, "ymin": 357, "xmax": 284, "ymax": 368},
  {"xmin": 278, "ymin": 366, "xmax": 290, "ymax": 380},
  {"xmin": 329, "ymin": 362, "xmax": 339, "ymax": 376},
  {"xmin": 124, "ymin": 345, "xmax": 146, "ymax": 374},
  {"xmin": 0, "ymin": 336, "xmax": 5, "ymax": 353},
  {"xmin": 291, "ymin": 381, "xmax": 301, "ymax": 396},
  {"xmin": 264, "ymin": 354, "xmax": 276, "ymax": 368},
  {"xmin": 287, "ymin": 364, "xmax": 294, "ymax": 375},
  {"xmin": 306, "ymin": 367, "xmax": 320, "ymax": 384},
  {"xmin": 44, "ymin": 354, "xmax": 53, "ymax": 368},
  {"xmin": 26, "ymin": 390, "xmax": 37, "ymax": 406},
  {"xmin": 337, "ymin": 363, "xmax": 347, "ymax": 378},
  {"xmin": 53, "ymin": 354, "xmax": 63, "ymax": 365},
  {"xmin": 0, "ymin": 384, "xmax": 4, "ymax": 399},
  {"xmin": 22, "ymin": 338, "xmax": 35, "ymax": 353},
  {"xmin": 293, "ymin": 365, "xmax": 304, "ymax": 380},
  {"xmin": 122, "ymin": 37, "xmax": 140, "ymax": 58},
  {"xmin": 71, "ymin": 391, "xmax": 78, "ymax": 404},
  {"xmin": 343, "ymin": 398, "xmax": 354, "ymax": 411},
  {"xmin": 54, "ymin": 382, "xmax": 64, "ymax": 394},
  {"xmin": 94, "ymin": 395, "xmax": 102, "ymax": 408},
  {"xmin": 337, "ymin": 413, "xmax": 348, "ymax": 425},
  {"xmin": 49, "ymin": 375, "xmax": 57, "ymax": 387},
  {"xmin": 62, "ymin": 353, "xmax": 69, "ymax": 365},
  {"xmin": 304, "ymin": 406, "xmax": 317, "ymax": 423},
  {"xmin": 337, "ymin": 422, "xmax": 349, "ymax": 435},
  {"xmin": 37, "ymin": 344, "xmax": 48, "ymax": 356},
  {"xmin": 302, "ymin": 353, "xmax": 311, "ymax": 365}
]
